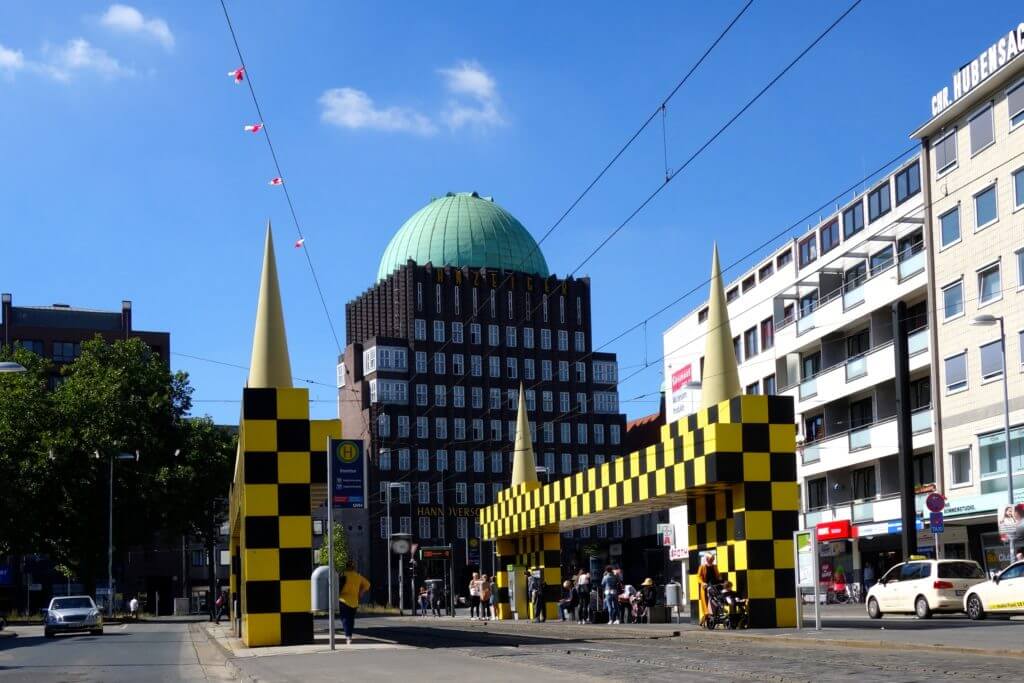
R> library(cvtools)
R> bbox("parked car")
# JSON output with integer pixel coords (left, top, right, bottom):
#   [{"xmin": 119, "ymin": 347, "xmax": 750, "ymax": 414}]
[
  {"xmin": 964, "ymin": 559, "xmax": 1024, "ymax": 619},
  {"xmin": 44, "ymin": 596, "xmax": 104, "ymax": 637},
  {"xmin": 866, "ymin": 559, "xmax": 986, "ymax": 619}
]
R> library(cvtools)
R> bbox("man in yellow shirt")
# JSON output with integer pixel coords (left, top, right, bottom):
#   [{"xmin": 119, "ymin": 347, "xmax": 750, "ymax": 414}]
[{"xmin": 338, "ymin": 560, "xmax": 370, "ymax": 645}]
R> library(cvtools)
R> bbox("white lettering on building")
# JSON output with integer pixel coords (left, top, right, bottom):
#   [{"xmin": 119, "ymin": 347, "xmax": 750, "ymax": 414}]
[{"xmin": 931, "ymin": 22, "xmax": 1024, "ymax": 118}]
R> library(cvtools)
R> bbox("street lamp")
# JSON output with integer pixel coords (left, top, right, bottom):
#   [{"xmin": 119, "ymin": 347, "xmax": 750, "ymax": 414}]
[
  {"xmin": 971, "ymin": 314, "xmax": 1015, "ymax": 557},
  {"xmin": 385, "ymin": 482, "xmax": 404, "ymax": 609},
  {"xmin": 0, "ymin": 361, "xmax": 27, "ymax": 373},
  {"xmin": 96, "ymin": 450, "xmax": 139, "ymax": 615},
  {"xmin": 535, "ymin": 465, "xmax": 551, "ymax": 483}
]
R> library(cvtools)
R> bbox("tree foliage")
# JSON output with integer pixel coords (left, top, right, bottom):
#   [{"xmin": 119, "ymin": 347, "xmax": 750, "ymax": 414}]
[{"xmin": 317, "ymin": 520, "xmax": 349, "ymax": 571}]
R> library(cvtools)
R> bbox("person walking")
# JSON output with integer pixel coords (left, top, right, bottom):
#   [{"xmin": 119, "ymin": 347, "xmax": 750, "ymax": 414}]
[
  {"xmin": 576, "ymin": 569, "xmax": 591, "ymax": 624},
  {"xmin": 129, "ymin": 596, "xmax": 140, "ymax": 621},
  {"xmin": 488, "ymin": 576, "xmax": 499, "ymax": 619},
  {"xmin": 480, "ymin": 574, "xmax": 492, "ymax": 620},
  {"xmin": 468, "ymin": 572, "xmax": 482, "ymax": 620},
  {"xmin": 697, "ymin": 553, "xmax": 721, "ymax": 625},
  {"xmin": 430, "ymin": 582, "xmax": 446, "ymax": 617},
  {"xmin": 601, "ymin": 566, "xmax": 622, "ymax": 624},
  {"xmin": 528, "ymin": 568, "xmax": 546, "ymax": 622},
  {"xmin": 338, "ymin": 560, "xmax": 371, "ymax": 645}
]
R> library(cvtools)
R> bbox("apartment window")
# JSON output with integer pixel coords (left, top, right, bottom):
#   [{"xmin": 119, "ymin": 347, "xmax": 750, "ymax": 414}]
[
  {"xmin": 745, "ymin": 382, "xmax": 760, "ymax": 395},
  {"xmin": 490, "ymin": 420, "xmax": 501, "ymax": 440},
  {"xmin": 542, "ymin": 361, "xmax": 552, "ymax": 381},
  {"xmin": 470, "ymin": 323, "xmax": 481, "ymax": 344},
  {"xmin": 542, "ymin": 296, "xmax": 549, "ymax": 323},
  {"xmin": 540, "ymin": 329, "xmax": 552, "ymax": 350},
  {"xmin": 610, "ymin": 424, "xmax": 620, "ymax": 445},
  {"xmin": 452, "ymin": 321, "xmax": 464, "ymax": 344},
  {"xmin": 760, "ymin": 317, "xmax": 774, "ymax": 351},
  {"xmin": 415, "ymin": 384, "xmax": 428, "ymax": 406},
  {"xmin": 950, "ymin": 448, "xmax": 972, "ymax": 487},
  {"xmin": 914, "ymin": 451, "xmax": 936, "ymax": 487},
  {"xmin": 762, "ymin": 374, "xmax": 776, "ymax": 395},
  {"xmin": 416, "ymin": 417, "xmax": 428, "ymax": 439},
  {"xmin": 940, "ymin": 206, "xmax": 960, "ymax": 247},
  {"xmin": 433, "ymin": 320, "xmax": 445, "ymax": 342},
  {"xmin": 453, "ymin": 450, "xmax": 466, "ymax": 472},
  {"xmin": 453, "ymin": 286, "xmax": 460, "ymax": 315},
  {"xmin": 557, "ymin": 330, "xmax": 569, "ymax": 351},
  {"xmin": 14, "ymin": 339, "xmax": 44, "ymax": 355},
  {"xmin": 398, "ymin": 449, "xmax": 410, "ymax": 470},
  {"xmin": 743, "ymin": 326, "xmax": 758, "ymax": 359},
  {"xmin": 870, "ymin": 245, "xmax": 894, "ymax": 274},
  {"xmin": 851, "ymin": 466, "xmax": 877, "ymax": 500},
  {"xmin": 434, "ymin": 385, "xmax": 446, "ymax": 407},
  {"xmin": 506, "ymin": 326, "xmax": 517, "ymax": 348},
  {"xmin": 489, "ymin": 388, "xmax": 501, "ymax": 410},
  {"xmin": 560, "ymin": 423, "xmax": 571, "ymax": 444},
  {"xmin": 820, "ymin": 220, "xmax": 839, "ymax": 254},
  {"xmin": 559, "ymin": 392, "xmax": 570, "ymax": 413},
  {"xmin": 697, "ymin": 307, "xmax": 709, "ymax": 324},
  {"xmin": 418, "ymin": 516, "xmax": 431, "ymax": 540},
  {"xmin": 576, "ymin": 296, "xmax": 583, "ymax": 325},
  {"xmin": 758, "ymin": 262, "xmax": 774, "ymax": 281},
  {"xmin": 453, "ymin": 418, "xmax": 466, "ymax": 440},
  {"xmin": 416, "ymin": 282, "xmax": 424, "ymax": 310},
  {"xmin": 726, "ymin": 287, "xmax": 739, "ymax": 303},
  {"xmin": 802, "ymin": 351, "xmax": 821, "ymax": 380},
  {"xmin": 488, "ymin": 324, "xmax": 499, "ymax": 346},
  {"xmin": 733, "ymin": 336, "xmax": 742, "ymax": 362},
  {"xmin": 455, "ymin": 482, "xmax": 467, "ymax": 505},
  {"xmin": 524, "ymin": 358, "xmax": 535, "ymax": 380},
  {"xmin": 452, "ymin": 354, "xmax": 464, "ymax": 376},
  {"xmin": 558, "ymin": 361, "xmax": 569, "ymax": 381},
  {"xmin": 51, "ymin": 341, "xmax": 80, "ymax": 362},
  {"xmin": 507, "ymin": 388, "xmax": 518, "ymax": 410},
  {"xmin": 378, "ymin": 413, "xmax": 390, "ymax": 437},
  {"xmin": 526, "ymin": 390, "xmax": 537, "ymax": 411},
  {"xmin": 561, "ymin": 453, "xmax": 572, "ymax": 474},
  {"xmin": 379, "ymin": 449, "xmax": 391, "ymax": 470},
  {"xmin": 575, "ymin": 362, "xmax": 586, "ymax": 382},
  {"xmin": 398, "ymin": 415, "xmax": 409, "ymax": 437},
  {"xmin": 434, "ymin": 353, "xmax": 445, "ymax": 375},
  {"xmin": 979, "ymin": 427, "xmax": 1024, "ymax": 481},
  {"xmin": 845, "ymin": 261, "xmax": 867, "ymax": 292},
  {"xmin": 933, "ymin": 129, "xmax": 957, "ymax": 173},
  {"xmin": 807, "ymin": 478, "xmax": 827, "ymax": 509},
  {"xmin": 945, "ymin": 351, "xmax": 968, "ymax": 393},
  {"xmin": 1020, "ymin": 330, "xmax": 1024, "ymax": 367},
  {"xmin": 978, "ymin": 262, "xmax": 1001, "ymax": 305},
  {"xmin": 542, "ymin": 391, "xmax": 553, "ymax": 412},
  {"xmin": 523, "ymin": 328, "xmax": 534, "ymax": 349},
  {"xmin": 489, "ymin": 291, "xmax": 496, "ymax": 318},
  {"xmin": 979, "ymin": 339, "xmax": 1004, "ymax": 380},
  {"xmin": 969, "ymin": 104, "xmax": 994, "ymax": 154},
  {"xmin": 508, "ymin": 291, "xmax": 514, "ymax": 320},
  {"xmin": 942, "ymin": 280, "xmax": 963, "ymax": 319},
  {"xmin": 776, "ymin": 249, "xmax": 793, "ymax": 268},
  {"xmin": 799, "ymin": 290, "xmax": 817, "ymax": 317},
  {"xmin": 473, "ymin": 450, "xmax": 485, "ymax": 473},
  {"xmin": 594, "ymin": 423, "xmax": 605, "ymax": 444},
  {"xmin": 543, "ymin": 423, "xmax": 554, "ymax": 443},
  {"xmin": 1015, "ymin": 168, "xmax": 1024, "ymax": 209},
  {"xmin": 489, "ymin": 357, "xmax": 500, "ymax": 378},
  {"xmin": 895, "ymin": 161, "xmax": 921, "ymax": 205},
  {"xmin": 798, "ymin": 235, "xmax": 817, "ymax": 267},
  {"xmin": 741, "ymin": 274, "xmax": 756, "ymax": 293},
  {"xmin": 867, "ymin": 182, "xmax": 891, "ymax": 222},
  {"xmin": 456, "ymin": 517, "xmax": 468, "ymax": 539},
  {"xmin": 436, "ymin": 450, "xmax": 447, "ymax": 471},
  {"xmin": 507, "ymin": 357, "xmax": 518, "ymax": 379},
  {"xmin": 473, "ymin": 483, "xmax": 485, "ymax": 505},
  {"xmin": 847, "ymin": 328, "xmax": 869, "ymax": 357},
  {"xmin": 574, "ymin": 331, "xmax": 585, "ymax": 352},
  {"xmin": 434, "ymin": 418, "xmax": 447, "ymax": 440},
  {"xmin": 472, "ymin": 419, "xmax": 483, "ymax": 440},
  {"xmin": 559, "ymin": 296, "xmax": 566, "ymax": 324},
  {"xmin": 471, "ymin": 387, "xmax": 483, "ymax": 409},
  {"xmin": 415, "ymin": 351, "xmax": 427, "ymax": 373},
  {"xmin": 1010, "ymin": 80, "xmax": 1024, "ymax": 127},
  {"xmin": 418, "ymin": 481, "xmax": 430, "ymax": 504},
  {"xmin": 975, "ymin": 184, "xmax": 998, "ymax": 230},
  {"xmin": 849, "ymin": 397, "xmax": 873, "ymax": 430},
  {"xmin": 577, "ymin": 424, "xmax": 588, "ymax": 444},
  {"xmin": 842, "ymin": 201, "xmax": 864, "ymax": 239},
  {"xmin": 471, "ymin": 355, "xmax": 482, "ymax": 377},
  {"xmin": 804, "ymin": 413, "xmax": 824, "ymax": 442}
]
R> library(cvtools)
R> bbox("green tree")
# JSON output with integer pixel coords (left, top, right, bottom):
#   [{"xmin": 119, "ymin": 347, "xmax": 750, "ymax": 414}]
[{"xmin": 317, "ymin": 521, "xmax": 349, "ymax": 572}]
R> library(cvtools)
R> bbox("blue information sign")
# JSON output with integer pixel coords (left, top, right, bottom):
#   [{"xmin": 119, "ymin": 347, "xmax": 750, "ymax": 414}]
[
  {"xmin": 329, "ymin": 438, "xmax": 366, "ymax": 508},
  {"xmin": 929, "ymin": 511, "xmax": 944, "ymax": 533}
]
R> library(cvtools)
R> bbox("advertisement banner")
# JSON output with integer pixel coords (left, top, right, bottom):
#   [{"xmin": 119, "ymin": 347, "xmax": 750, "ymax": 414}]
[
  {"xmin": 796, "ymin": 531, "xmax": 814, "ymax": 588},
  {"xmin": 667, "ymin": 359, "xmax": 701, "ymax": 421},
  {"xmin": 329, "ymin": 438, "xmax": 366, "ymax": 508}
]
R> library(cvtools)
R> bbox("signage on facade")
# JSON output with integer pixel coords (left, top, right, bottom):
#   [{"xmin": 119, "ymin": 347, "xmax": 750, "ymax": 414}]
[
  {"xmin": 415, "ymin": 505, "xmax": 481, "ymax": 518},
  {"xmin": 669, "ymin": 547, "xmax": 688, "ymax": 561},
  {"xmin": 930, "ymin": 22, "xmax": 1024, "ymax": 117},
  {"xmin": 657, "ymin": 523, "xmax": 675, "ymax": 547},
  {"xmin": 815, "ymin": 520, "xmax": 852, "ymax": 541},
  {"xmin": 926, "ymin": 493, "xmax": 945, "ymax": 513},
  {"xmin": 419, "ymin": 546, "xmax": 452, "ymax": 561},
  {"xmin": 929, "ymin": 512, "xmax": 944, "ymax": 533},
  {"xmin": 329, "ymin": 438, "xmax": 366, "ymax": 508},
  {"xmin": 667, "ymin": 360, "xmax": 701, "ymax": 421}
]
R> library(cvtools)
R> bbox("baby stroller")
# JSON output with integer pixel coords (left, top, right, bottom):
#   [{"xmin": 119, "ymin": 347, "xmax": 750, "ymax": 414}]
[{"xmin": 701, "ymin": 583, "xmax": 749, "ymax": 630}]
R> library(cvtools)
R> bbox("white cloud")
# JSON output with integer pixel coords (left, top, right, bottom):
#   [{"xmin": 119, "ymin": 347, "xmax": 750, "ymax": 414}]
[
  {"xmin": 0, "ymin": 43, "xmax": 25, "ymax": 76},
  {"xmin": 40, "ymin": 38, "xmax": 134, "ymax": 81},
  {"xmin": 437, "ymin": 61, "xmax": 505, "ymax": 131},
  {"xmin": 100, "ymin": 4, "xmax": 174, "ymax": 50},
  {"xmin": 319, "ymin": 87, "xmax": 437, "ymax": 136}
]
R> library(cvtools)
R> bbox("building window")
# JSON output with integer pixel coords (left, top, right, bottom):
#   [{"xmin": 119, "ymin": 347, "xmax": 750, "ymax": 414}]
[
  {"xmin": 762, "ymin": 374, "xmax": 776, "ymax": 395},
  {"xmin": 415, "ymin": 351, "xmax": 427, "ymax": 373},
  {"xmin": 697, "ymin": 308, "xmax": 708, "ymax": 323},
  {"xmin": 979, "ymin": 339, "xmax": 1004, "ymax": 380},
  {"xmin": 1015, "ymin": 168, "xmax": 1024, "ymax": 209},
  {"xmin": 944, "ymin": 351, "xmax": 967, "ymax": 393},
  {"xmin": 452, "ymin": 354, "xmax": 464, "ymax": 376},
  {"xmin": 777, "ymin": 249, "xmax": 793, "ymax": 268},
  {"xmin": 543, "ymin": 422, "xmax": 554, "ymax": 443},
  {"xmin": 559, "ymin": 392, "xmax": 570, "ymax": 413},
  {"xmin": 542, "ymin": 360, "xmax": 553, "ymax": 381},
  {"xmin": 417, "ymin": 449, "xmax": 429, "ymax": 471},
  {"xmin": 979, "ymin": 427, "xmax": 1024, "ymax": 482},
  {"xmin": 594, "ymin": 423, "xmax": 604, "ymax": 444},
  {"xmin": 978, "ymin": 262, "xmax": 1001, "ymax": 305},
  {"xmin": 559, "ymin": 452, "xmax": 570, "ymax": 474},
  {"xmin": 418, "ymin": 481, "xmax": 430, "ymax": 504},
  {"xmin": 939, "ymin": 206, "xmax": 960, "ymax": 247},
  {"xmin": 507, "ymin": 357, "xmax": 518, "ymax": 379},
  {"xmin": 490, "ymin": 420, "xmax": 502, "ymax": 440},
  {"xmin": 741, "ymin": 274, "xmax": 756, "ymax": 293},
  {"xmin": 508, "ymin": 291, "xmax": 514, "ymax": 320},
  {"xmin": 745, "ymin": 382, "xmax": 760, "ymax": 395},
  {"xmin": 610, "ymin": 424, "xmax": 620, "ymax": 445},
  {"xmin": 488, "ymin": 324, "xmax": 499, "ymax": 346},
  {"xmin": 560, "ymin": 423, "xmax": 571, "ymax": 444},
  {"xmin": 489, "ymin": 357, "xmax": 500, "ymax": 378},
  {"xmin": 760, "ymin": 317, "xmax": 774, "ymax": 351},
  {"xmin": 969, "ymin": 103, "xmax": 994, "ymax": 155},
  {"xmin": 489, "ymin": 388, "xmax": 501, "ymax": 410},
  {"xmin": 470, "ymin": 355, "xmax": 482, "ymax": 377},
  {"xmin": 869, "ymin": 181, "xmax": 892, "ymax": 221},
  {"xmin": 974, "ymin": 184, "xmax": 998, "ymax": 230},
  {"xmin": 868, "ymin": 245, "xmax": 893, "ymax": 275},
  {"xmin": 453, "ymin": 286, "xmax": 460, "ymax": 315},
  {"xmin": 524, "ymin": 358, "xmax": 535, "ymax": 380},
  {"xmin": 1010, "ymin": 80, "xmax": 1024, "ymax": 128},
  {"xmin": 489, "ymin": 291, "xmax": 496, "ymax": 318},
  {"xmin": 575, "ymin": 362, "xmax": 586, "ymax": 382},
  {"xmin": 523, "ymin": 328, "xmax": 534, "ymax": 349},
  {"xmin": 505, "ymin": 326, "xmax": 517, "ymax": 348},
  {"xmin": 540, "ymin": 329, "xmax": 552, "ymax": 350},
  {"xmin": 470, "ymin": 323, "xmax": 481, "ymax": 344},
  {"xmin": 558, "ymin": 330, "xmax": 569, "ymax": 351},
  {"xmin": 434, "ymin": 353, "xmax": 445, "ymax": 375},
  {"xmin": 950, "ymin": 448, "xmax": 972, "ymax": 487},
  {"xmin": 574, "ymin": 331, "xmax": 585, "ymax": 352},
  {"xmin": 895, "ymin": 161, "xmax": 921, "ymax": 205},
  {"xmin": 378, "ymin": 413, "xmax": 390, "ymax": 437},
  {"xmin": 851, "ymin": 466, "xmax": 877, "ymax": 500},
  {"xmin": 743, "ymin": 326, "xmax": 758, "ymax": 359},
  {"xmin": 558, "ymin": 361, "xmax": 569, "ymax": 382},
  {"xmin": 819, "ymin": 220, "xmax": 839, "ymax": 254},
  {"xmin": 398, "ymin": 449, "xmax": 410, "ymax": 470},
  {"xmin": 455, "ymin": 450, "xmax": 466, "ymax": 472},
  {"xmin": 942, "ymin": 280, "xmax": 963, "ymax": 320},
  {"xmin": 575, "ymin": 424, "xmax": 586, "ymax": 444},
  {"xmin": 456, "ymin": 517, "xmax": 468, "ymax": 539},
  {"xmin": 807, "ymin": 478, "xmax": 827, "ymax": 510},
  {"xmin": 455, "ymin": 482, "xmax": 467, "ymax": 505},
  {"xmin": 435, "ymin": 282, "xmax": 443, "ymax": 312},
  {"xmin": 933, "ymin": 129, "xmax": 957, "ymax": 174},
  {"xmin": 398, "ymin": 416, "xmax": 409, "ymax": 437},
  {"xmin": 733, "ymin": 336, "xmax": 741, "ymax": 362},
  {"xmin": 593, "ymin": 361, "xmax": 617, "ymax": 383},
  {"xmin": 526, "ymin": 390, "xmax": 537, "ymax": 411},
  {"xmin": 842, "ymin": 201, "xmax": 864, "ymax": 239},
  {"xmin": 798, "ymin": 235, "xmax": 817, "ymax": 268},
  {"xmin": 471, "ymin": 418, "xmax": 483, "ymax": 440},
  {"xmin": 415, "ymin": 384, "xmax": 428, "ymax": 407},
  {"xmin": 419, "ymin": 516, "xmax": 431, "ymax": 540},
  {"xmin": 452, "ymin": 321, "xmax": 464, "ymax": 344},
  {"xmin": 758, "ymin": 262, "xmax": 774, "ymax": 281},
  {"xmin": 416, "ymin": 282, "xmax": 424, "ymax": 311},
  {"xmin": 379, "ymin": 449, "xmax": 391, "ymax": 470},
  {"xmin": 542, "ymin": 391, "xmax": 553, "ymax": 412},
  {"xmin": 542, "ymin": 296, "xmax": 549, "ymax": 323},
  {"xmin": 453, "ymin": 418, "xmax": 466, "ymax": 440},
  {"xmin": 726, "ymin": 287, "xmax": 739, "ymax": 303},
  {"xmin": 593, "ymin": 392, "xmax": 618, "ymax": 414},
  {"xmin": 414, "ymin": 319, "xmax": 426, "ymax": 340},
  {"xmin": 416, "ymin": 417, "xmax": 428, "ymax": 439},
  {"xmin": 434, "ymin": 385, "xmax": 447, "ymax": 407},
  {"xmin": 436, "ymin": 450, "xmax": 447, "ymax": 471},
  {"xmin": 52, "ymin": 341, "xmax": 81, "ymax": 362}
]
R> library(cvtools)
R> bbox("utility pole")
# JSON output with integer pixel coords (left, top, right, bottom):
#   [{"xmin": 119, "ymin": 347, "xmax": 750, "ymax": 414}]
[{"xmin": 893, "ymin": 301, "xmax": 918, "ymax": 561}]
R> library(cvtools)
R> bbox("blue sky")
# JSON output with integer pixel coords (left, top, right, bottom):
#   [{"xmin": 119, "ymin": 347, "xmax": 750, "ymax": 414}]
[{"xmin": 1, "ymin": 1, "xmax": 1019, "ymax": 423}]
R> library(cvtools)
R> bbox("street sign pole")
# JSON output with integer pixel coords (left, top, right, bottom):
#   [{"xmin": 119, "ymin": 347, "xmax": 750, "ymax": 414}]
[{"xmin": 326, "ymin": 437, "xmax": 335, "ymax": 651}]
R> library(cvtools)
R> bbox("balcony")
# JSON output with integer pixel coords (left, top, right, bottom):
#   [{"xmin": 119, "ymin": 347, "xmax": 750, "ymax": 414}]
[
  {"xmin": 848, "ymin": 425, "xmax": 872, "ymax": 451},
  {"xmin": 843, "ymin": 283, "xmax": 865, "ymax": 310},
  {"xmin": 845, "ymin": 355, "xmax": 867, "ymax": 381},
  {"xmin": 799, "ymin": 376, "xmax": 817, "ymax": 400},
  {"xmin": 898, "ymin": 246, "xmax": 925, "ymax": 281},
  {"xmin": 908, "ymin": 326, "xmax": 928, "ymax": 356},
  {"xmin": 802, "ymin": 493, "xmax": 904, "ymax": 529},
  {"xmin": 800, "ymin": 416, "xmax": 935, "ymax": 478},
  {"xmin": 911, "ymin": 406, "xmax": 933, "ymax": 434}
]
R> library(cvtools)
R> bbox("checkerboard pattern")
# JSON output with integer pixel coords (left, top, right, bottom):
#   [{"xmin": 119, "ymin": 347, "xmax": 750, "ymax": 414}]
[
  {"xmin": 492, "ymin": 526, "xmax": 561, "ymax": 620},
  {"xmin": 481, "ymin": 394, "xmax": 798, "ymax": 628},
  {"xmin": 229, "ymin": 387, "xmax": 341, "ymax": 647}
]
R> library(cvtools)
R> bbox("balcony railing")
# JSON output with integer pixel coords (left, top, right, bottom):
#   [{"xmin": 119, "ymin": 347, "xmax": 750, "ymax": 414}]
[
  {"xmin": 801, "ymin": 441, "xmax": 821, "ymax": 464},
  {"xmin": 911, "ymin": 406, "xmax": 933, "ymax": 434},
  {"xmin": 849, "ymin": 425, "xmax": 872, "ymax": 451},
  {"xmin": 797, "ymin": 310, "xmax": 816, "ymax": 335},
  {"xmin": 898, "ymin": 245, "xmax": 925, "ymax": 281},
  {"xmin": 908, "ymin": 326, "xmax": 928, "ymax": 356},
  {"xmin": 845, "ymin": 354, "xmax": 867, "ymax": 381},
  {"xmin": 799, "ymin": 376, "xmax": 818, "ymax": 400},
  {"xmin": 843, "ymin": 283, "xmax": 865, "ymax": 310}
]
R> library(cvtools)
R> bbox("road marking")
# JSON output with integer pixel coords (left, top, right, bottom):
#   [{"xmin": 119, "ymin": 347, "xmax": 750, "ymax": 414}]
[{"xmin": 120, "ymin": 624, "xmax": 128, "ymax": 630}]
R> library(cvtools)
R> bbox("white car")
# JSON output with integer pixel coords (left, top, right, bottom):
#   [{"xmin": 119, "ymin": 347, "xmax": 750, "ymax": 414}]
[
  {"xmin": 44, "ymin": 596, "xmax": 104, "ymax": 637},
  {"xmin": 964, "ymin": 559, "xmax": 1024, "ymax": 619},
  {"xmin": 866, "ymin": 559, "xmax": 986, "ymax": 619}
]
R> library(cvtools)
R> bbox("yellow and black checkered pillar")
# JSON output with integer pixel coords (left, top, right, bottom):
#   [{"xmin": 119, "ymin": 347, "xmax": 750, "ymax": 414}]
[
  {"xmin": 493, "ymin": 539, "xmax": 515, "ymax": 620},
  {"xmin": 235, "ymin": 386, "xmax": 341, "ymax": 646}
]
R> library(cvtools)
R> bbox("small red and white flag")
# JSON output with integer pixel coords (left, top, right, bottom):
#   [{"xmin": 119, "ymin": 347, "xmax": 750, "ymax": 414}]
[
  {"xmin": 268, "ymin": 177, "xmax": 284, "ymax": 186},
  {"xmin": 228, "ymin": 67, "xmax": 245, "ymax": 84},
  {"xmin": 243, "ymin": 123, "xmax": 263, "ymax": 133},
  {"xmin": 294, "ymin": 237, "xmax": 305, "ymax": 248}
]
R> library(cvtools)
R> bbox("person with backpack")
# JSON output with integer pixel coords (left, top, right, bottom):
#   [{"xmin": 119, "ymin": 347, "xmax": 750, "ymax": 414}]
[
  {"xmin": 527, "ymin": 568, "xmax": 546, "ymax": 622},
  {"xmin": 601, "ymin": 566, "xmax": 622, "ymax": 624},
  {"xmin": 338, "ymin": 560, "xmax": 370, "ymax": 645}
]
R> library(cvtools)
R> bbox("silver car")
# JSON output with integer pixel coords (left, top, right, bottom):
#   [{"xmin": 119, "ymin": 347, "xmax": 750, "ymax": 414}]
[{"xmin": 44, "ymin": 596, "xmax": 104, "ymax": 637}]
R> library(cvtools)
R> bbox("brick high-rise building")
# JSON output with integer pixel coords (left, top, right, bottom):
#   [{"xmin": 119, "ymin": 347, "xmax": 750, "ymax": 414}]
[{"xmin": 338, "ymin": 192, "xmax": 627, "ymax": 604}]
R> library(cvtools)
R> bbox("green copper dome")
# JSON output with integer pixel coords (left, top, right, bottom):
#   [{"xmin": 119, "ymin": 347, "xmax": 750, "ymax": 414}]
[{"xmin": 377, "ymin": 192, "xmax": 550, "ymax": 281}]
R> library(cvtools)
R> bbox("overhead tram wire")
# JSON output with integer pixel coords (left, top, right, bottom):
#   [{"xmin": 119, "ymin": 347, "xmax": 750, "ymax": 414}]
[{"xmin": 218, "ymin": 0, "xmax": 342, "ymax": 355}]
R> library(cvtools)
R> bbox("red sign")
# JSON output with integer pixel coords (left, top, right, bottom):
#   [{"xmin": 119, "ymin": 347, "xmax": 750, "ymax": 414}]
[
  {"xmin": 925, "ymin": 493, "xmax": 945, "ymax": 513},
  {"xmin": 671, "ymin": 364, "xmax": 692, "ymax": 392},
  {"xmin": 816, "ymin": 520, "xmax": 852, "ymax": 541}
]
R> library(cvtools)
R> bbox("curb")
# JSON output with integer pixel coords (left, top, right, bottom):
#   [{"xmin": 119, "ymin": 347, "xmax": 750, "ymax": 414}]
[{"xmin": 729, "ymin": 631, "xmax": 1024, "ymax": 659}]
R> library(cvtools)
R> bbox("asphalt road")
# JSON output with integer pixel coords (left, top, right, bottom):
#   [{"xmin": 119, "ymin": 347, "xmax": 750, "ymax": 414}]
[{"xmin": 0, "ymin": 621, "xmax": 222, "ymax": 682}]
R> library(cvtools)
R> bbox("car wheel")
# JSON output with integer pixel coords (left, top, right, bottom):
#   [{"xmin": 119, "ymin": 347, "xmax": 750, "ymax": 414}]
[
  {"xmin": 966, "ymin": 594, "xmax": 986, "ymax": 620},
  {"xmin": 915, "ymin": 596, "xmax": 932, "ymax": 619},
  {"xmin": 867, "ymin": 597, "xmax": 882, "ymax": 619}
]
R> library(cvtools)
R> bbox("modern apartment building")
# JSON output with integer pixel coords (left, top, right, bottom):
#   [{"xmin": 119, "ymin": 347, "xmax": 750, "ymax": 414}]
[
  {"xmin": 912, "ymin": 20, "xmax": 1024, "ymax": 571},
  {"xmin": 338, "ymin": 192, "xmax": 627, "ymax": 603},
  {"xmin": 663, "ymin": 155, "xmax": 933, "ymax": 581}
]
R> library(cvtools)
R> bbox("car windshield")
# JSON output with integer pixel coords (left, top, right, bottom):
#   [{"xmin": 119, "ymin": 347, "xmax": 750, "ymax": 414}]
[
  {"xmin": 938, "ymin": 562, "xmax": 985, "ymax": 579},
  {"xmin": 51, "ymin": 597, "xmax": 94, "ymax": 610}
]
